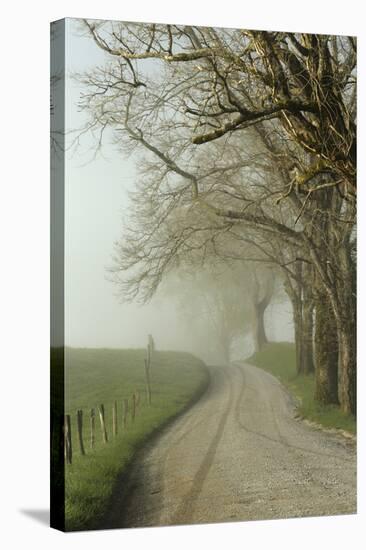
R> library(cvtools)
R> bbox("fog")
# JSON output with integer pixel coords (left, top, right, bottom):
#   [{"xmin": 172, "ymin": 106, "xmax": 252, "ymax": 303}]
[{"xmin": 62, "ymin": 19, "xmax": 294, "ymax": 361}]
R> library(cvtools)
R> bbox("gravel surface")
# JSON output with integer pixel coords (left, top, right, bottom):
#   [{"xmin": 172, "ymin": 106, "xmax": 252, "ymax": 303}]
[{"xmin": 104, "ymin": 363, "xmax": 356, "ymax": 529}]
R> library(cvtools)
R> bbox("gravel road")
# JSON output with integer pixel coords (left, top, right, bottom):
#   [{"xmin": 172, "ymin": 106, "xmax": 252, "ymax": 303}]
[{"xmin": 104, "ymin": 363, "xmax": 356, "ymax": 529}]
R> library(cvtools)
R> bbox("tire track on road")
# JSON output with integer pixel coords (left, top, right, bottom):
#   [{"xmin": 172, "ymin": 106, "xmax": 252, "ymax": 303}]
[
  {"xmin": 171, "ymin": 366, "xmax": 234, "ymax": 525},
  {"xmin": 113, "ymin": 362, "xmax": 355, "ymax": 528},
  {"xmin": 234, "ymin": 364, "xmax": 351, "ymax": 460},
  {"xmin": 233, "ymin": 363, "xmax": 355, "ymax": 502}
]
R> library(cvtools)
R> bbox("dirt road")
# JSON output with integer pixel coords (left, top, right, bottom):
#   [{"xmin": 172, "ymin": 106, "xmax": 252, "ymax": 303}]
[{"xmin": 104, "ymin": 363, "xmax": 356, "ymax": 528}]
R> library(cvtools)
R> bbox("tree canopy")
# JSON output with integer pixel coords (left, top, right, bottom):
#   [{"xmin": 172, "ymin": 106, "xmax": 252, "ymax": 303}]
[{"xmin": 78, "ymin": 21, "xmax": 357, "ymax": 414}]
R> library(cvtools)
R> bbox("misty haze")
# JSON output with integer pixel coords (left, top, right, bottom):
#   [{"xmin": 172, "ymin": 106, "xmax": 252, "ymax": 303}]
[
  {"xmin": 63, "ymin": 25, "xmax": 293, "ymax": 358},
  {"xmin": 51, "ymin": 19, "xmax": 356, "ymax": 532}
]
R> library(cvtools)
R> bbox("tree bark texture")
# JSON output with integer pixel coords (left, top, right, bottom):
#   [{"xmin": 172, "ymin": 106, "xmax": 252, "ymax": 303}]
[
  {"xmin": 336, "ymin": 245, "xmax": 356, "ymax": 415},
  {"xmin": 314, "ymin": 294, "xmax": 339, "ymax": 405},
  {"xmin": 284, "ymin": 262, "xmax": 314, "ymax": 376},
  {"xmin": 307, "ymin": 189, "xmax": 356, "ymax": 414},
  {"xmin": 302, "ymin": 279, "xmax": 315, "ymax": 375}
]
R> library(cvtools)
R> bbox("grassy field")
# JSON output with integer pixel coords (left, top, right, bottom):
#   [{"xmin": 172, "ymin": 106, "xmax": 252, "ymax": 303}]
[
  {"xmin": 57, "ymin": 347, "xmax": 209, "ymax": 531},
  {"xmin": 247, "ymin": 342, "xmax": 356, "ymax": 435}
]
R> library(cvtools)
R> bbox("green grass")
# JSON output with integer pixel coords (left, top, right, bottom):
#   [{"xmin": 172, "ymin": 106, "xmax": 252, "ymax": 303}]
[
  {"xmin": 55, "ymin": 348, "xmax": 209, "ymax": 531},
  {"xmin": 247, "ymin": 342, "xmax": 356, "ymax": 435}
]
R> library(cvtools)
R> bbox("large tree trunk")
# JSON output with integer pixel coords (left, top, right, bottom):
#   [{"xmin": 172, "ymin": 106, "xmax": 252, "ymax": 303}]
[
  {"xmin": 302, "ymin": 287, "xmax": 315, "ymax": 375},
  {"xmin": 291, "ymin": 295, "xmax": 304, "ymax": 374},
  {"xmin": 251, "ymin": 269, "xmax": 274, "ymax": 353},
  {"xmin": 336, "ymin": 245, "xmax": 356, "ymax": 415},
  {"xmin": 291, "ymin": 297, "xmax": 314, "ymax": 376},
  {"xmin": 338, "ymin": 323, "xmax": 356, "ymax": 415},
  {"xmin": 308, "ymin": 231, "xmax": 356, "ymax": 414},
  {"xmin": 253, "ymin": 301, "xmax": 268, "ymax": 353},
  {"xmin": 283, "ymin": 262, "xmax": 314, "ymax": 376},
  {"xmin": 305, "ymin": 188, "xmax": 340, "ymax": 405},
  {"xmin": 314, "ymin": 293, "xmax": 339, "ymax": 405}
]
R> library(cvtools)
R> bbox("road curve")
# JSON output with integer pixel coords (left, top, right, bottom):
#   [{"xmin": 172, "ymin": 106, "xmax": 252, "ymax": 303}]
[{"xmin": 103, "ymin": 363, "xmax": 356, "ymax": 528}]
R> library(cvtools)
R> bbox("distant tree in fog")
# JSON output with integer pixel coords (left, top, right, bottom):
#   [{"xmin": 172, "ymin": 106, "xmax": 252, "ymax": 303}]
[{"xmin": 78, "ymin": 22, "xmax": 356, "ymax": 414}]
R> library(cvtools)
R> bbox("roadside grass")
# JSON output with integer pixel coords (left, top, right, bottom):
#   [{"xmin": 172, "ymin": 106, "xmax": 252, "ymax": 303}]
[
  {"xmin": 246, "ymin": 342, "xmax": 356, "ymax": 435},
  {"xmin": 58, "ymin": 348, "xmax": 209, "ymax": 531}
]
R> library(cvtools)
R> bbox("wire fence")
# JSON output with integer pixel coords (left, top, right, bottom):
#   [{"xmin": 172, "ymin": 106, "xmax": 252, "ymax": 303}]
[{"xmin": 62, "ymin": 336, "xmax": 155, "ymax": 465}]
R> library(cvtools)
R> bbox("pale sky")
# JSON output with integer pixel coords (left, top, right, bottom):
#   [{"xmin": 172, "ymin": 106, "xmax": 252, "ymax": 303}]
[
  {"xmin": 61, "ymin": 18, "xmax": 294, "ymax": 356},
  {"xmin": 64, "ymin": 18, "xmax": 196, "ymax": 351}
]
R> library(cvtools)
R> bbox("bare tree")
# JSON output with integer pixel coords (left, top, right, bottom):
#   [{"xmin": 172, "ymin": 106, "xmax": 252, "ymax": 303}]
[{"xmin": 77, "ymin": 21, "xmax": 356, "ymax": 415}]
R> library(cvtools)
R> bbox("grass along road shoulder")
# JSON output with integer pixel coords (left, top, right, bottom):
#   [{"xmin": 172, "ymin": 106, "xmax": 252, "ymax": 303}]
[
  {"xmin": 61, "ymin": 348, "xmax": 209, "ymax": 531},
  {"xmin": 246, "ymin": 342, "xmax": 356, "ymax": 435}
]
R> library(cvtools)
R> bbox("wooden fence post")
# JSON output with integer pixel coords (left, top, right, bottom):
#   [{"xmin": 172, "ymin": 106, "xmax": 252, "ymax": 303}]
[
  {"xmin": 123, "ymin": 398, "xmax": 128, "ymax": 430},
  {"xmin": 112, "ymin": 400, "xmax": 118, "ymax": 436},
  {"xmin": 131, "ymin": 393, "xmax": 136, "ymax": 423},
  {"xmin": 147, "ymin": 342, "xmax": 151, "ymax": 368},
  {"xmin": 64, "ymin": 414, "xmax": 72, "ymax": 465},
  {"xmin": 76, "ymin": 409, "xmax": 86, "ymax": 456},
  {"xmin": 148, "ymin": 334, "xmax": 155, "ymax": 353},
  {"xmin": 90, "ymin": 408, "xmax": 95, "ymax": 449},
  {"xmin": 144, "ymin": 359, "xmax": 152, "ymax": 405},
  {"xmin": 98, "ymin": 404, "xmax": 108, "ymax": 443}
]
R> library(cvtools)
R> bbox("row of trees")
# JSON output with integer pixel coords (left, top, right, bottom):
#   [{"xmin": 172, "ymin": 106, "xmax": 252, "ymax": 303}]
[
  {"xmin": 165, "ymin": 263, "xmax": 277, "ymax": 364},
  {"xmin": 77, "ymin": 22, "xmax": 356, "ymax": 415}
]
